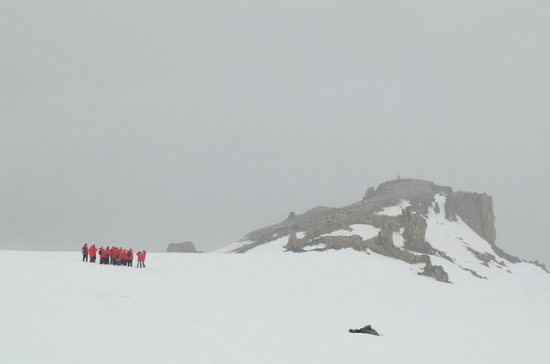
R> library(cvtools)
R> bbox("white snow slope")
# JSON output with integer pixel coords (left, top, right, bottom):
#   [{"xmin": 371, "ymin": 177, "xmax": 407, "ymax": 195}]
[{"xmin": 1, "ymin": 249, "xmax": 549, "ymax": 364}]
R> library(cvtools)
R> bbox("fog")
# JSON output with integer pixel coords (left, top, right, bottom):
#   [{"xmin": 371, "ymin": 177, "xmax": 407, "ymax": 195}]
[{"xmin": 1, "ymin": 1, "xmax": 549, "ymax": 266}]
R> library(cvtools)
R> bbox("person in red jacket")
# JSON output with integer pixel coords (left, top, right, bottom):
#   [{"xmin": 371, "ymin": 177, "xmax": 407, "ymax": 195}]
[
  {"xmin": 127, "ymin": 249, "xmax": 133, "ymax": 267},
  {"xmin": 110, "ymin": 247, "xmax": 116, "ymax": 265},
  {"xmin": 98, "ymin": 247, "xmax": 104, "ymax": 264},
  {"xmin": 141, "ymin": 250, "xmax": 146, "ymax": 268},
  {"xmin": 105, "ymin": 246, "xmax": 111, "ymax": 265},
  {"xmin": 82, "ymin": 244, "xmax": 88, "ymax": 262},
  {"xmin": 89, "ymin": 245, "xmax": 97, "ymax": 263},
  {"xmin": 122, "ymin": 249, "xmax": 128, "ymax": 266},
  {"xmin": 114, "ymin": 248, "xmax": 122, "ymax": 266},
  {"xmin": 136, "ymin": 251, "xmax": 143, "ymax": 268}
]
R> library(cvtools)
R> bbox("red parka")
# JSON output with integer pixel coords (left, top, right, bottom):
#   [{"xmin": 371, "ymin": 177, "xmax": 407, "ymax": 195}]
[{"xmin": 89, "ymin": 246, "xmax": 97, "ymax": 257}]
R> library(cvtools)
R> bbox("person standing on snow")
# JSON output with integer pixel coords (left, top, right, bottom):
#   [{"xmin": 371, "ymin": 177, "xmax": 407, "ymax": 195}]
[
  {"xmin": 98, "ymin": 247, "xmax": 104, "ymax": 264},
  {"xmin": 89, "ymin": 245, "xmax": 97, "ymax": 263},
  {"xmin": 122, "ymin": 249, "xmax": 128, "ymax": 266},
  {"xmin": 142, "ymin": 250, "xmax": 146, "ymax": 268},
  {"xmin": 82, "ymin": 243, "xmax": 88, "ymax": 262},
  {"xmin": 110, "ymin": 247, "xmax": 116, "ymax": 265},
  {"xmin": 105, "ymin": 246, "xmax": 110, "ymax": 265},
  {"xmin": 114, "ymin": 248, "xmax": 121, "ymax": 266},
  {"xmin": 127, "ymin": 249, "xmax": 133, "ymax": 267}
]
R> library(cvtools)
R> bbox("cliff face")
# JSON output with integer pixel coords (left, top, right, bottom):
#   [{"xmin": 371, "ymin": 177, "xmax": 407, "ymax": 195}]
[
  {"xmin": 224, "ymin": 178, "xmax": 534, "ymax": 282},
  {"xmin": 446, "ymin": 192, "xmax": 496, "ymax": 245}
]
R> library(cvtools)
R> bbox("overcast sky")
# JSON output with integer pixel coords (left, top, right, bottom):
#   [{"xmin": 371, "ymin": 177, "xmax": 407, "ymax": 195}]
[{"xmin": 1, "ymin": 1, "xmax": 549, "ymax": 266}]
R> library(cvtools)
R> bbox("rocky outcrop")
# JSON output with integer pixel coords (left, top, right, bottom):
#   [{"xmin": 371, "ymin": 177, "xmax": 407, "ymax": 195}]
[
  {"xmin": 377, "ymin": 220, "xmax": 395, "ymax": 250},
  {"xmin": 445, "ymin": 191, "xmax": 521, "ymax": 262},
  {"xmin": 446, "ymin": 192, "xmax": 496, "ymax": 244},
  {"xmin": 167, "ymin": 241, "xmax": 201, "ymax": 253},
  {"xmin": 286, "ymin": 231, "xmax": 303, "ymax": 252},
  {"xmin": 420, "ymin": 260, "xmax": 450, "ymax": 283},
  {"xmin": 224, "ymin": 178, "xmax": 539, "ymax": 282},
  {"xmin": 403, "ymin": 213, "xmax": 434, "ymax": 254},
  {"xmin": 349, "ymin": 324, "xmax": 379, "ymax": 335},
  {"xmin": 310, "ymin": 235, "xmax": 366, "ymax": 251}
]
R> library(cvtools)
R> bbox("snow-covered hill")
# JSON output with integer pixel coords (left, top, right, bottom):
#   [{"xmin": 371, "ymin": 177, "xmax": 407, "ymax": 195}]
[
  {"xmin": 215, "ymin": 180, "xmax": 547, "ymax": 283},
  {"xmin": 1, "ymin": 250, "xmax": 549, "ymax": 364}
]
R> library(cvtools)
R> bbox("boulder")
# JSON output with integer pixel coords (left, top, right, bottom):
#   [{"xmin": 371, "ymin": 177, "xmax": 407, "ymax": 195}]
[{"xmin": 349, "ymin": 324, "xmax": 379, "ymax": 336}]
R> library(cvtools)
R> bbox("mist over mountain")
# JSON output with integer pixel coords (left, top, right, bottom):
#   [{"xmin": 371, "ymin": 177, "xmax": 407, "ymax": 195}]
[{"xmin": 216, "ymin": 178, "xmax": 548, "ymax": 282}]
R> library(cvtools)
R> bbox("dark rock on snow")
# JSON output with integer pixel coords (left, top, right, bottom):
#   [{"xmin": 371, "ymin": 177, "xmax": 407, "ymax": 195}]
[
  {"xmin": 349, "ymin": 325, "xmax": 379, "ymax": 336},
  {"xmin": 167, "ymin": 241, "xmax": 201, "ymax": 253}
]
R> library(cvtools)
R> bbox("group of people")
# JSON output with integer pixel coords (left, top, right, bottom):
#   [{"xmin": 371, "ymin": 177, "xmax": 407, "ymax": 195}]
[{"xmin": 81, "ymin": 244, "xmax": 147, "ymax": 268}]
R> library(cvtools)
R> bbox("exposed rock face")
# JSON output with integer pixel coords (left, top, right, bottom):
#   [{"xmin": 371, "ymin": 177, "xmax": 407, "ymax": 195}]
[
  {"xmin": 167, "ymin": 241, "xmax": 201, "ymax": 253},
  {"xmin": 363, "ymin": 187, "xmax": 375, "ymax": 200},
  {"xmin": 403, "ymin": 213, "xmax": 432, "ymax": 253},
  {"xmin": 446, "ymin": 192, "xmax": 496, "ymax": 245},
  {"xmin": 377, "ymin": 220, "xmax": 394, "ymax": 250},
  {"xmin": 286, "ymin": 231, "xmax": 302, "ymax": 252},
  {"xmin": 309, "ymin": 235, "xmax": 365, "ymax": 251},
  {"xmin": 227, "ymin": 178, "xmax": 530, "ymax": 281},
  {"xmin": 420, "ymin": 261, "xmax": 450, "ymax": 283}
]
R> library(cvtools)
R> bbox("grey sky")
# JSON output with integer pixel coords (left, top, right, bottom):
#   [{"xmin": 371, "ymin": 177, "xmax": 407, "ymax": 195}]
[{"xmin": 1, "ymin": 1, "xmax": 549, "ymax": 266}]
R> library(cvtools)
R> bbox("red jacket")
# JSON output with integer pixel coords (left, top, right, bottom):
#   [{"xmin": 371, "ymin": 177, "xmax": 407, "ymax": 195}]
[
  {"xmin": 137, "ymin": 252, "xmax": 143, "ymax": 262},
  {"xmin": 82, "ymin": 245, "xmax": 88, "ymax": 255},
  {"xmin": 128, "ymin": 250, "xmax": 133, "ymax": 260},
  {"xmin": 142, "ymin": 251, "xmax": 146, "ymax": 261},
  {"xmin": 89, "ymin": 246, "xmax": 97, "ymax": 257}
]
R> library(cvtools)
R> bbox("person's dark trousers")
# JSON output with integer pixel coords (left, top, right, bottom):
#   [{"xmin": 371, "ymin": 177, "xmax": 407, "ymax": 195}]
[
  {"xmin": 90, "ymin": 256, "xmax": 95, "ymax": 263},
  {"xmin": 83, "ymin": 254, "xmax": 88, "ymax": 262}
]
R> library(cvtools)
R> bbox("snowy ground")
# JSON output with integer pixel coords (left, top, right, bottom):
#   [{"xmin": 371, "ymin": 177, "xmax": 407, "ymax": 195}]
[{"xmin": 1, "ymin": 250, "xmax": 549, "ymax": 364}]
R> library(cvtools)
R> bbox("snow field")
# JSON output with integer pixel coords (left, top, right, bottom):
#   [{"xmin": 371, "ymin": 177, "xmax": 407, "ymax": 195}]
[
  {"xmin": 375, "ymin": 199, "xmax": 411, "ymax": 216},
  {"xmin": 1, "ymin": 250, "xmax": 549, "ymax": 364}
]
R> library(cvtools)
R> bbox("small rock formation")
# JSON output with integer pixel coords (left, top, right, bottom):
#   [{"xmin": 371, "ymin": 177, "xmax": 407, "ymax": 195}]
[
  {"xmin": 363, "ymin": 187, "xmax": 375, "ymax": 200},
  {"xmin": 420, "ymin": 260, "xmax": 450, "ymax": 282},
  {"xmin": 403, "ymin": 213, "xmax": 434, "ymax": 254},
  {"xmin": 349, "ymin": 324, "xmax": 379, "ymax": 336},
  {"xmin": 166, "ymin": 241, "xmax": 201, "ymax": 253},
  {"xmin": 286, "ymin": 231, "xmax": 302, "ymax": 251},
  {"xmin": 377, "ymin": 220, "xmax": 395, "ymax": 251}
]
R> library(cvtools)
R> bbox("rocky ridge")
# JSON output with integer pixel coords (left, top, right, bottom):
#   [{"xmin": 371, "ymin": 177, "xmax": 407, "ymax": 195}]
[{"xmin": 223, "ymin": 179, "xmax": 545, "ymax": 282}]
